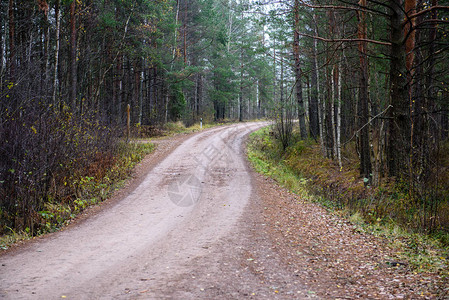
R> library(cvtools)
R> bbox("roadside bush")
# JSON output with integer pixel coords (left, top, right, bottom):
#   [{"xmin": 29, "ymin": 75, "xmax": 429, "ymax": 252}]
[{"xmin": 0, "ymin": 102, "xmax": 121, "ymax": 235}]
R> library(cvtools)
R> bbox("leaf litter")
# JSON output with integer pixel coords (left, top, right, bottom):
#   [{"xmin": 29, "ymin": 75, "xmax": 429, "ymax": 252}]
[{"xmin": 253, "ymin": 173, "xmax": 448, "ymax": 299}]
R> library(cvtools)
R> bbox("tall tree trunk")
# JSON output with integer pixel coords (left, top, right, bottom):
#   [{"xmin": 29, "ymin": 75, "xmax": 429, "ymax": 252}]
[
  {"xmin": 256, "ymin": 79, "xmax": 260, "ymax": 118},
  {"xmin": 387, "ymin": 0, "xmax": 410, "ymax": 178},
  {"xmin": 139, "ymin": 58, "xmax": 144, "ymax": 124},
  {"xmin": 325, "ymin": 64, "xmax": 334, "ymax": 158},
  {"xmin": 148, "ymin": 67, "xmax": 155, "ymax": 125},
  {"xmin": 294, "ymin": 0, "xmax": 307, "ymax": 139},
  {"xmin": 273, "ymin": 37, "xmax": 276, "ymax": 104},
  {"xmin": 226, "ymin": 0, "xmax": 233, "ymax": 53},
  {"xmin": 309, "ymin": 25, "xmax": 319, "ymax": 140},
  {"xmin": 405, "ymin": 0, "xmax": 417, "ymax": 190},
  {"xmin": 183, "ymin": 0, "xmax": 187, "ymax": 65},
  {"xmin": 313, "ymin": 13, "xmax": 326, "ymax": 155},
  {"xmin": 357, "ymin": 0, "xmax": 372, "ymax": 181},
  {"xmin": 196, "ymin": 73, "xmax": 202, "ymax": 118},
  {"xmin": 133, "ymin": 61, "xmax": 140, "ymax": 124},
  {"xmin": 69, "ymin": 0, "xmax": 77, "ymax": 109},
  {"xmin": 426, "ymin": 0, "xmax": 438, "ymax": 138},
  {"xmin": 336, "ymin": 62, "xmax": 342, "ymax": 169},
  {"xmin": 42, "ymin": 6, "xmax": 50, "ymax": 93},
  {"xmin": 0, "ymin": 15, "xmax": 3, "ymax": 75},
  {"xmin": 172, "ymin": 0, "xmax": 180, "ymax": 62},
  {"xmin": 239, "ymin": 46, "xmax": 243, "ymax": 122},
  {"xmin": 8, "ymin": 0, "xmax": 15, "ymax": 80},
  {"xmin": 331, "ymin": 66, "xmax": 337, "ymax": 159},
  {"xmin": 52, "ymin": 0, "xmax": 60, "ymax": 104}
]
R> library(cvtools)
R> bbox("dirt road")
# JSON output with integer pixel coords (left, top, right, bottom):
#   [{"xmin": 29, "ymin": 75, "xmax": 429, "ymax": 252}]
[
  {"xmin": 1, "ymin": 122, "xmax": 289, "ymax": 299},
  {"xmin": 2, "ymin": 122, "xmax": 446, "ymax": 299}
]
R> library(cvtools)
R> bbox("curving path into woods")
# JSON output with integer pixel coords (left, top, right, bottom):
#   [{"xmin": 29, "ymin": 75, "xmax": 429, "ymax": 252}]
[{"xmin": 1, "ymin": 121, "xmax": 444, "ymax": 299}]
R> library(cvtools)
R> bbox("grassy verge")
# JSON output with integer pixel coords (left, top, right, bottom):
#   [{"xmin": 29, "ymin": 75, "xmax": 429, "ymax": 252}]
[
  {"xmin": 247, "ymin": 126, "xmax": 449, "ymax": 275},
  {"xmin": 133, "ymin": 119, "xmax": 239, "ymax": 138},
  {"xmin": 0, "ymin": 142, "xmax": 154, "ymax": 250}
]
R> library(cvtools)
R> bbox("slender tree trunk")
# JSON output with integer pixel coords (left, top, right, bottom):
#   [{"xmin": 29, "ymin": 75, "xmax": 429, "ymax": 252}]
[
  {"xmin": 256, "ymin": 79, "xmax": 260, "ymax": 118},
  {"xmin": 0, "ymin": 14, "xmax": 5, "ymax": 80},
  {"xmin": 172, "ymin": 0, "xmax": 180, "ymax": 61},
  {"xmin": 227, "ymin": 0, "xmax": 233, "ymax": 53},
  {"xmin": 294, "ymin": 0, "xmax": 307, "ymax": 139},
  {"xmin": 313, "ymin": 13, "xmax": 325, "ymax": 155},
  {"xmin": 357, "ymin": 0, "xmax": 372, "ymax": 181},
  {"xmin": 69, "ymin": 0, "xmax": 77, "ymax": 109},
  {"xmin": 427, "ymin": 0, "xmax": 438, "ymax": 138},
  {"xmin": 0, "ymin": 16, "xmax": 3, "ymax": 75},
  {"xmin": 239, "ymin": 46, "xmax": 243, "ymax": 122},
  {"xmin": 43, "ymin": 8, "xmax": 50, "ymax": 93},
  {"xmin": 336, "ymin": 62, "xmax": 342, "ymax": 169},
  {"xmin": 309, "ymin": 29, "xmax": 319, "ymax": 139},
  {"xmin": 148, "ymin": 67, "xmax": 155, "ymax": 125},
  {"xmin": 331, "ymin": 66, "xmax": 337, "ymax": 159},
  {"xmin": 405, "ymin": 0, "xmax": 417, "ymax": 191},
  {"xmin": 196, "ymin": 73, "xmax": 202, "ymax": 118},
  {"xmin": 273, "ymin": 37, "xmax": 276, "ymax": 104},
  {"xmin": 52, "ymin": 0, "xmax": 60, "ymax": 104},
  {"xmin": 183, "ymin": 0, "xmax": 187, "ymax": 65},
  {"xmin": 116, "ymin": 54, "xmax": 123, "ymax": 123},
  {"xmin": 8, "ymin": 0, "xmax": 15, "ymax": 80},
  {"xmin": 111, "ymin": 47, "xmax": 117, "ymax": 118},
  {"xmin": 387, "ymin": 0, "xmax": 409, "ymax": 178},
  {"xmin": 133, "ymin": 61, "xmax": 140, "ymax": 124},
  {"xmin": 325, "ymin": 65, "xmax": 334, "ymax": 158}
]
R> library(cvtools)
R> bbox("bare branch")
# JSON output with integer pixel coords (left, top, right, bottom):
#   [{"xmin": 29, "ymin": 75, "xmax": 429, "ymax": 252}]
[
  {"xmin": 299, "ymin": 0, "xmax": 390, "ymax": 17},
  {"xmin": 296, "ymin": 31, "xmax": 392, "ymax": 46},
  {"xmin": 408, "ymin": 5, "xmax": 449, "ymax": 20}
]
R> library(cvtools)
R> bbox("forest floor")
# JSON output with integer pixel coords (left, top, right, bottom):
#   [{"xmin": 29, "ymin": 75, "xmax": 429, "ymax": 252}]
[{"xmin": 0, "ymin": 122, "xmax": 447, "ymax": 299}]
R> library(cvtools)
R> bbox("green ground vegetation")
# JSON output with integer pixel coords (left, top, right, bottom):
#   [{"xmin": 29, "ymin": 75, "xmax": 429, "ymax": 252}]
[
  {"xmin": 247, "ymin": 126, "xmax": 449, "ymax": 275},
  {"xmin": 0, "ymin": 141, "xmax": 154, "ymax": 250}
]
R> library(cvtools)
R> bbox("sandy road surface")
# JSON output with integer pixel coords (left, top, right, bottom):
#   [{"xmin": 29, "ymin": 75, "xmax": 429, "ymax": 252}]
[
  {"xmin": 3, "ymin": 121, "xmax": 441, "ymax": 299},
  {"xmin": 1, "ymin": 121, "xmax": 288, "ymax": 299}
]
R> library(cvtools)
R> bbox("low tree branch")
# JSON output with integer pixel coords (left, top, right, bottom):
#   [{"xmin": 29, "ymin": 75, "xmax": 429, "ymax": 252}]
[{"xmin": 296, "ymin": 31, "xmax": 392, "ymax": 46}]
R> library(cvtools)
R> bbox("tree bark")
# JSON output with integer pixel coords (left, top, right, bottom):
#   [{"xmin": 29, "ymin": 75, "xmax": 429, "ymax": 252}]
[
  {"xmin": 325, "ymin": 64, "xmax": 334, "ymax": 159},
  {"xmin": 331, "ymin": 66, "xmax": 337, "ymax": 160},
  {"xmin": 52, "ymin": 0, "xmax": 60, "ymax": 104},
  {"xmin": 0, "ymin": 14, "xmax": 3, "ymax": 75},
  {"xmin": 387, "ymin": 0, "xmax": 410, "ymax": 178},
  {"xmin": 239, "ymin": 45, "xmax": 243, "ymax": 122},
  {"xmin": 336, "ymin": 62, "xmax": 342, "ymax": 169},
  {"xmin": 309, "ymin": 24, "xmax": 320, "ymax": 139},
  {"xmin": 294, "ymin": 0, "xmax": 307, "ymax": 139},
  {"xmin": 426, "ymin": 0, "xmax": 438, "ymax": 138},
  {"xmin": 42, "ymin": 5, "xmax": 50, "ymax": 92},
  {"xmin": 313, "ymin": 13, "xmax": 326, "ymax": 155},
  {"xmin": 357, "ymin": 0, "xmax": 372, "ymax": 181},
  {"xmin": 8, "ymin": 0, "xmax": 15, "ymax": 80},
  {"xmin": 69, "ymin": 0, "xmax": 77, "ymax": 109}
]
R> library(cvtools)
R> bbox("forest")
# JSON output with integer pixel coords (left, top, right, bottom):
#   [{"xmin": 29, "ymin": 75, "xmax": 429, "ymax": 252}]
[{"xmin": 0, "ymin": 0, "xmax": 448, "ymax": 239}]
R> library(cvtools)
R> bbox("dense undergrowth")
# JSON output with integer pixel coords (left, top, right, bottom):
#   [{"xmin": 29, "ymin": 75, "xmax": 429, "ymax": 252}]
[
  {"xmin": 0, "ymin": 116, "xmax": 226, "ymax": 249},
  {"xmin": 247, "ymin": 126, "xmax": 449, "ymax": 274},
  {"xmin": 0, "ymin": 107, "xmax": 156, "ymax": 249}
]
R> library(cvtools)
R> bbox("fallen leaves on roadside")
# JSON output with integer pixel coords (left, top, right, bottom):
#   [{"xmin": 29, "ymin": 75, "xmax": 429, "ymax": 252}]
[{"xmin": 255, "ymin": 174, "xmax": 448, "ymax": 299}]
